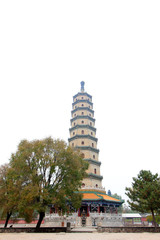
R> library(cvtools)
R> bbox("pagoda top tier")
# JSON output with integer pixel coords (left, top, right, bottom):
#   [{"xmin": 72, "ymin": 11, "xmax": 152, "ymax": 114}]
[{"xmin": 73, "ymin": 82, "xmax": 92, "ymax": 100}]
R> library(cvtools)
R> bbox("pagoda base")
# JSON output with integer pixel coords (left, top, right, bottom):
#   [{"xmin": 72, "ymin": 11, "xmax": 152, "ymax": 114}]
[
  {"xmin": 48, "ymin": 188, "xmax": 124, "ymax": 227},
  {"xmin": 44, "ymin": 212, "xmax": 123, "ymax": 228}
]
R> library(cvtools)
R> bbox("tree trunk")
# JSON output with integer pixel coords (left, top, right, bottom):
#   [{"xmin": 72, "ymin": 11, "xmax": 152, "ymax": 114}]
[
  {"xmin": 36, "ymin": 211, "xmax": 45, "ymax": 229},
  {"xmin": 4, "ymin": 212, "xmax": 12, "ymax": 228},
  {"xmin": 151, "ymin": 209, "xmax": 157, "ymax": 228}
]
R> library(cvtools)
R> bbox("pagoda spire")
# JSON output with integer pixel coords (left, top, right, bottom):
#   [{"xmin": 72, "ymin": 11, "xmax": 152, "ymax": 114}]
[{"xmin": 80, "ymin": 81, "xmax": 85, "ymax": 92}]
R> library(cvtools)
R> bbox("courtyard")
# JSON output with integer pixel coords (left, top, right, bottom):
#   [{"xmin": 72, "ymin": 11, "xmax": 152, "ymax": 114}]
[{"xmin": 0, "ymin": 233, "xmax": 160, "ymax": 240}]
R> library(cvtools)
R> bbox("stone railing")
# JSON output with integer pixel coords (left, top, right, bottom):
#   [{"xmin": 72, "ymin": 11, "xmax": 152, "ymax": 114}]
[
  {"xmin": 90, "ymin": 213, "xmax": 122, "ymax": 218},
  {"xmin": 89, "ymin": 212, "xmax": 123, "ymax": 227},
  {"xmin": 44, "ymin": 213, "xmax": 78, "ymax": 227},
  {"xmin": 97, "ymin": 227, "xmax": 160, "ymax": 233}
]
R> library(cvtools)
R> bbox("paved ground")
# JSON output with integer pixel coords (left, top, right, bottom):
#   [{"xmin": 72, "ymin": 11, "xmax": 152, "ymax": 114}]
[{"xmin": 0, "ymin": 233, "xmax": 160, "ymax": 240}]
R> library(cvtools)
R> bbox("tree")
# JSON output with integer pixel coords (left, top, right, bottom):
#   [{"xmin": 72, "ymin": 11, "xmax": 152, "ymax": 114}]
[
  {"xmin": 125, "ymin": 170, "xmax": 160, "ymax": 227},
  {"xmin": 0, "ymin": 164, "xmax": 11, "ymax": 227},
  {"xmin": 111, "ymin": 193, "xmax": 123, "ymax": 201},
  {"xmin": 9, "ymin": 137, "xmax": 88, "ymax": 229},
  {"xmin": 0, "ymin": 164, "xmax": 21, "ymax": 227},
  {"xmin": 147, "ymin": 215, "xmax": 160, "ymax": 225},
  {"xmin": 122, "ymin": 204, "xmax": 136, "ymax": 213}
]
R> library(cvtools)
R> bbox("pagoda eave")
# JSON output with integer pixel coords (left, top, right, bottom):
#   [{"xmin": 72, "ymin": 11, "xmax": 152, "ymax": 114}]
[
  {"xmin": 70, "ymin": 115, "xmax": 96, "ymax": 123},
  {"xmin": 76, "ymin": 146, "xmax": 99, "ymax": 153},
  {"xmin": 88, "ymin": 173, "xmax": 103, "ymax": 180},
  {"xmin": 72, "ymin": 99, "xmax": 93, "ymax": 107},
  {"xmin": 69, "ymin": 125, "xmax": 96, "ymax": 133},
  {"xmin": 68, "ymin": 135, "xmax": 98, "ymax": 142},
  {"xmin": 84, "ymin": 158, "xmax": 101, "ymax": 166},
  {"xmin": 73, "ymin": 92, "xmax": 92, "ymax": 100},
  {"xmin": 71, "ymin": 107, "xmax": 94, "ymax": 115}
]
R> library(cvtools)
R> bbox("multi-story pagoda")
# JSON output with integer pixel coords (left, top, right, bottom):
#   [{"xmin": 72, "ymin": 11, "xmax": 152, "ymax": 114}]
[{"xmin": 68, "ymin": 82, "xmax": 123, "ymax": 216}]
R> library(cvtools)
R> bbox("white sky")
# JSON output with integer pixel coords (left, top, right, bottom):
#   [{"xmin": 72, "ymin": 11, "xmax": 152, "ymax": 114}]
[{"xmin": 0, "ymin": 1, "xmax": 160, "ymax": 203}]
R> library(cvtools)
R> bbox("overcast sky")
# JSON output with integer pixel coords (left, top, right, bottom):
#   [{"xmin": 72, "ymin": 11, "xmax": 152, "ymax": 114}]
[{"xmin": 0, "ymin": 1, "xmax": 160, "ymax": 202}]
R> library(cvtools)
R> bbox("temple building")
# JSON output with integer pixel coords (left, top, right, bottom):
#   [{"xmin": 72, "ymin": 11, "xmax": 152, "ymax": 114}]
[{"xmin": 68, "ymin": 82, "xmax": 123, "ymax": 216}]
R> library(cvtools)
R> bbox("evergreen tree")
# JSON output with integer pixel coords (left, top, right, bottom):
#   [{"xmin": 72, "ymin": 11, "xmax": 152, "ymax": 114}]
[{"xmin": 126, "ymin": 170, "xmax": 160, "ymax": 227}]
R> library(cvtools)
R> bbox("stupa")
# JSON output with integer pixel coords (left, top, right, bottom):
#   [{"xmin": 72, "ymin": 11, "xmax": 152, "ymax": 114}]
[{"xmin": 68, "ymin": 82, "xmax": 123, "ymax": 216}]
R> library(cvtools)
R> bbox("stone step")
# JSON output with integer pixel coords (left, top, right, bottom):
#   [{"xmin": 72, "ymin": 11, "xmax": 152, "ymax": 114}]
[{"xmin": 71, "ymin": 226, "xmax": 97, "ymax": 233}]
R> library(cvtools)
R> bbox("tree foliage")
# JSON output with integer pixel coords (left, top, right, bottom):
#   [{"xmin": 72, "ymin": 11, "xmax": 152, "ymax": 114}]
[
  {"xmin": 147, "ymin": 215, "xmax": 160, "ymax": 225},
  {"xmin": 125, "ymin": 170, "xmax": 160, "ymax": 227},
  {"xmin": 0, "ymin": 137, "xmax": 88, "ymax": 228},
  {"xmin": 0, "ymin": 164, "xmax": 23, "ymax": 227}
]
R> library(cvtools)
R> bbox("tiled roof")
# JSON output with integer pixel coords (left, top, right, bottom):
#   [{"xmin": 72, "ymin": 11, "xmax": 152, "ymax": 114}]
[
  {"xmin": 82, "ymin": 191, "xmax": 122, "ymax": 202},
  {"xmin": 82, "ymin": 193, "xmax": 100, "ymax": 200},
  {"xmin": 98, "ymin": 194, "xmax": 121, "ymax": 202}
]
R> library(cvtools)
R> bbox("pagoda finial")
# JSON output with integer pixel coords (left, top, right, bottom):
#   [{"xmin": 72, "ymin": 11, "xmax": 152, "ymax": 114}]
[{"xmin": 81, "ymin": 81, "xmax": 85, "ymax": 92}]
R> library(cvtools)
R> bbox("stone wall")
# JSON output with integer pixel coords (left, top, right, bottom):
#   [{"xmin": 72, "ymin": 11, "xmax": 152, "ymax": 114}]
[
  {"xmin": 0, "ymin": 227, "xmax": 67, "ymax": 233},
  {"xmin": 97, "ymin": 226, "xmax": 160, "ymax": 233},
  {"xmin": 1, "ymin": 226, "xmax": 160, "ymax": 233}
]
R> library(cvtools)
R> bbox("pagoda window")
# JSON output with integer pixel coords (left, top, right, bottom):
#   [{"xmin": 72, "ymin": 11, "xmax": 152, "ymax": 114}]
[
  {"xmin": 91, "ymin": 132, "xmax": 93, "ymax": 135},
  {"xmin": 89, "ymin": 105, "xmax": 90, "ymax": 108},
  {"xmin": 72, "ymin": 143, "xmax": 74, "ymax": 147},
  {"xmin": 92, "ymin": 143, "xmax": 94, "ymax": 147},
  {"xmin": 96, "ymin": 184, "xmax": 98, "ymax": 188},
  {"xmin": 82, "ymin": 112, "xmax": 84, "ymax": 115},
  {"xmin": 90, "ymin": 122, "xmax": 92, "ymax": 126},
  {"xmin": 81, "ymin": 121, "xmax": 84, "ymax": 124},
  {"xmin": 82, "ymin": 183, "xmax": 85, "ymax": 187},
  {"xmin": 81, "ymin": 141, "xmax": 84, "ymax": 145},
  {"xmin": 74, "ymin": 122, "xmax": 76, "ymax": 126},
  {"xmin": 75, "ymin": 105, "xmax": 77, "ymax": 109},
  {"xmin": 82, "ymin": 97, "xmax": 83, "ymax": 99},
  {"xmin": 82, "ymin": 104, "xmax": 84, "ymax": 107},
  {"xmin": 81, "ymin": 130, "xmax": 84, "ymax": 134},
  {"xmin": 89, "ymin": 114, "xmax": 91, "ymax": 117},
  {"xmin": 73, "ymin": 132, "xmax": 75, "ymax": 135},
  {"xmin": 94, "ymin": 169, "xmax": 97, "ymax": 174},
  {"xmin": 93, "ymin": 155, "xmax": 95, "ymax": 159},
  {"xmin": 74, "ymin": 114, "xmax": 76, "ymax": 117}
]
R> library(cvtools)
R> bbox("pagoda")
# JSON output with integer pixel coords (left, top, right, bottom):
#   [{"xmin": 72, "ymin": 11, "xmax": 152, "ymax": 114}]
[{"xmin": 68, "ymin": 82, "xmax": 123, "ymax": 216}]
